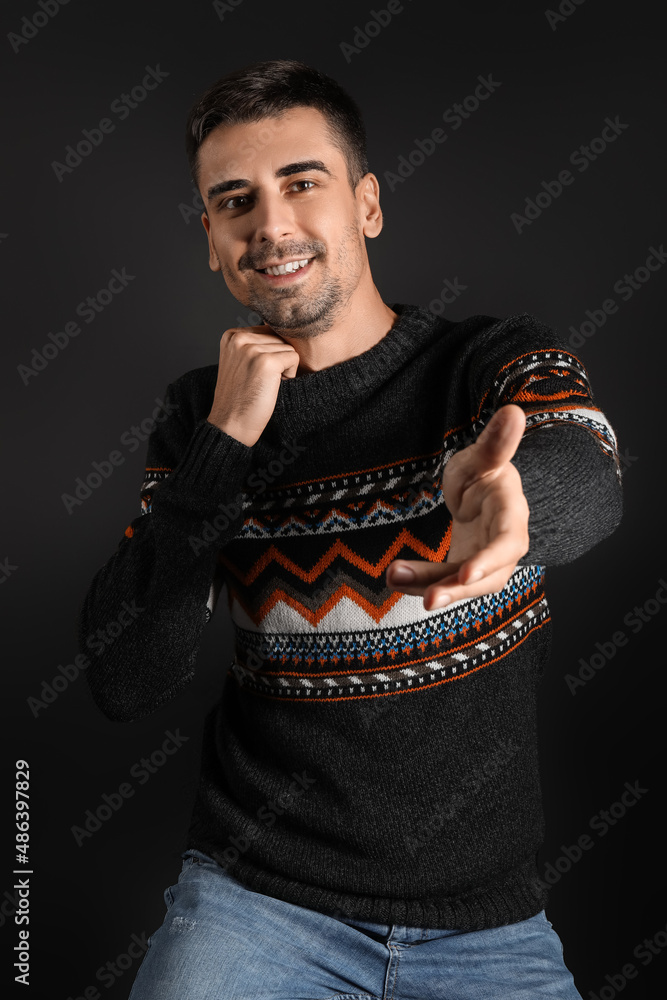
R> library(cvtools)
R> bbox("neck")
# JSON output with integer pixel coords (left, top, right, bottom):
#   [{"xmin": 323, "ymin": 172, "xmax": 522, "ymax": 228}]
[{"xmin": 274, "ymin": 281, "xmax": 399, "ymax": 375}]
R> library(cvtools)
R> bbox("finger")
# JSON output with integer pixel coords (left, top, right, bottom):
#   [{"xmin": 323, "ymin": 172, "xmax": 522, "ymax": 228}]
[
  {"xmin": 386, "ymin": 514, "xmax": 528, "ymax": 591},
  {"xmin": 476, "ymin": 404, "xmax": 526, "ymax": 465},
  {"xmin": 422, "ymin": 563, "xmax": 518, "ymax": 611},
  {"xmin": 386, "ymin": 560, "xmax": 463, "ymax": 595},
  {"xmin": 387, "ymin": 529, "xmax": 527, "ymax": 601},
  {"xmin": 451, "ymin": 525, "xmax": 530, "ymax": 583},
  {"xmin": 450, "ymin": 406, "xmax": 526, "ymax": 489},
  {"xmin": 424, "ymin": 528, "xmax": 529, "ymax": 609}
]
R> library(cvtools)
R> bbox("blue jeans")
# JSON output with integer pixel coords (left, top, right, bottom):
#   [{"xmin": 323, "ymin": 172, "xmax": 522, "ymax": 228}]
[{"xmin": 128, "ymin": 848, "xmax": 583, "ymax": 1000}]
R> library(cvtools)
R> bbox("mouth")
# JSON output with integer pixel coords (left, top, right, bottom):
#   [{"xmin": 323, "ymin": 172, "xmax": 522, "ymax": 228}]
[{"xmin": 254, "ymin": 256, "xmax": 316, "ymax": 283}]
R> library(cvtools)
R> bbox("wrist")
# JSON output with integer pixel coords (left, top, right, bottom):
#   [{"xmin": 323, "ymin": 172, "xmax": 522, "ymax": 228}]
[{"xmin": 207, "ymin": 414, "xmax": 255, "ymax": 448}]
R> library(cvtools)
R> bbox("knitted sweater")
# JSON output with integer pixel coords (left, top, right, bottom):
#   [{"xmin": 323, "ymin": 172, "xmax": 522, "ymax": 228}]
[{"xmin": 78, "ymin": 302, "xmax": 623, "ymax": 930}]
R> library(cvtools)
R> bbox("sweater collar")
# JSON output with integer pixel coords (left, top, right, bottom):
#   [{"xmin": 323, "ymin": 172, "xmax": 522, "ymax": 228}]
[{"xmin": 268, "ymin": 302, "xmax": 448, "ymax": 441}]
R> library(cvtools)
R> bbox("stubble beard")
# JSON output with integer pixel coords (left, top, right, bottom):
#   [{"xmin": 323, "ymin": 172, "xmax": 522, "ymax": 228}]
[{"xmin": 241, "ymin": 224, "xmax": 365, "ymax": 338}]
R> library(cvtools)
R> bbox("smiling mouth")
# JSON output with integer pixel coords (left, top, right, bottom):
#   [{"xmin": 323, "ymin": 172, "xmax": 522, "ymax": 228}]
[{"xmin": 255, "ymin": 256, "xmax": 315, "ymax": 276}]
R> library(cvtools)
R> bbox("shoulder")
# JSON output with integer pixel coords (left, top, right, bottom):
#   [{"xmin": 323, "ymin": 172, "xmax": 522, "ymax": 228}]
[
  {"xmin": 395, "ymin": 304, "xmax": 572, "ymax": 360},
  {"xmin": 450, "ymin": 311, "xmax": 578, "ymax": 368},
  {"xmin": 455, "ymin": 311, "xmax": 556, "ymax": 344}
]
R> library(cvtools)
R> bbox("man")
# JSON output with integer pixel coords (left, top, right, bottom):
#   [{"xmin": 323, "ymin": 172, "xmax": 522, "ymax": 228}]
[{"xmin": 78, "ymin": 59, "xmax": 623, "ymax": 999}]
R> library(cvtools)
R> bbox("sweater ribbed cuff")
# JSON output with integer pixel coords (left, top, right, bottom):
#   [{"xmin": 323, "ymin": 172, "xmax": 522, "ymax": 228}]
[{"xmin": 151, "ymin": 418, "xmax": 254, "ymax": 519}]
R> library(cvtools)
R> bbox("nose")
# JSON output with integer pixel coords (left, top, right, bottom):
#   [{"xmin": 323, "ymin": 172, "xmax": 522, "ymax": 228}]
[{"xmin": 251, "ymin": 188, "xmax": 296, "ymax": 245}]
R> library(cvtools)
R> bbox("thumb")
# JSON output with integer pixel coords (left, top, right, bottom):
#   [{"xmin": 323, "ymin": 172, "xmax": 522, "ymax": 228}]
[{"xmin": 473, "ymin": 404, "xmax": 526, "ymax": 468}]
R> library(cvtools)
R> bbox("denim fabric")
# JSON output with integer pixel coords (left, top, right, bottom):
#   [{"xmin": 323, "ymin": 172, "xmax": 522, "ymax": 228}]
[{"xmin": 128, "ymin": 848, "xmax": 583, "ymax": 1000}]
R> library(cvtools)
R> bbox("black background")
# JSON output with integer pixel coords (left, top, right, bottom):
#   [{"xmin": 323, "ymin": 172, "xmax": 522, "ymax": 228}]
[{"xmin": 2, "ymin": 0, "xmax": 666, "ymax": 997}]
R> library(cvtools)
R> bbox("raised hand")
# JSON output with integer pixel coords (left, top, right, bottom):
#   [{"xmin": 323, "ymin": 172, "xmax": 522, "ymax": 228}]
[
  {"xmin": 207, "ymin": 324, "xmax": 301, "ymax": 448},
  {"xmin": 386, "ymin": 405, "xmax": 530, "ymax": 611}
]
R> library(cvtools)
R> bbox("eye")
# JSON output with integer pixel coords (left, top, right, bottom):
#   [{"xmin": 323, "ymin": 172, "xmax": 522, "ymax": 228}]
[
  {"xmin": 219, "ymin": 179, "xmax": 315, "ymax": 211},
  {"xmin": 223, "ymin": 194, "xmax": 250, "ymax": 210}
]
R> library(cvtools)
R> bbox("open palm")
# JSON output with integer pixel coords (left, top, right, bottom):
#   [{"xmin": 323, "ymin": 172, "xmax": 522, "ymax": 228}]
[{"xmin": 386, "ymin": 405, "xmax": 530, "ymax": 611}]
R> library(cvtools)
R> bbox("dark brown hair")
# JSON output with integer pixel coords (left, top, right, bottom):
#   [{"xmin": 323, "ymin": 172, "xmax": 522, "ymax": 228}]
[{"xmin": 185, "ymin": 59, "xmax": 369, "ymax": 192}]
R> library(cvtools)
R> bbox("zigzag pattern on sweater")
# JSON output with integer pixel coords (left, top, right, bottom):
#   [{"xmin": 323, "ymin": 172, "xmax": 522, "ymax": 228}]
[
  {"xmin": 229, "ymin": 565, "xmax": 548, "ymax": 702},
  {"xmin": 132, "ymin": 344, "xmax": 613, "ymax": 688}
]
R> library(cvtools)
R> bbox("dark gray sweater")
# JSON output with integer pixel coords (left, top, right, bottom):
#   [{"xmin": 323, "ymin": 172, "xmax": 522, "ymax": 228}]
[{"xmin": 77, "ymin": 303, "xmax": 623, "ymax": 930}]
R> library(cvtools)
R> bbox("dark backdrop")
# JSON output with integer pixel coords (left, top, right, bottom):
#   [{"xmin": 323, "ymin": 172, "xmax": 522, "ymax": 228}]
[{"xmin": 2, "ymin": 1, "xmax": 666, "ymax": 997}]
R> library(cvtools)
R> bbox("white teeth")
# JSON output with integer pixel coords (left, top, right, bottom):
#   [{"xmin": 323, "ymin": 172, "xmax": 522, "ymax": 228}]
[{"xmin": 262, "ymin": 258, "xmax": 312, "ymax": 276}]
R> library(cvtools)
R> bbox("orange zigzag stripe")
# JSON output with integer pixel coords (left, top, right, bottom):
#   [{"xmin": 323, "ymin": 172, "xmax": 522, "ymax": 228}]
[
  {"xmin": 220, "ymin": 522, "xmax": 453, "ymax": 586},
  {"xmin": 234, "ymin": 582, "xmax": 405, "ymax": 627},
  {"xmin": 221, "ymin": 524, "xmax": 452, "ymax": 627}
]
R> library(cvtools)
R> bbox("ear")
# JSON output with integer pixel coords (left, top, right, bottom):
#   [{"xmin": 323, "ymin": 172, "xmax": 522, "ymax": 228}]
[
  {"xmin": 201, "ymin": 212, "xmax": 221, "ymax": 272},
  {"xmin": 357, "ymin": 172, "xmax": 383, "ymax": 239}
]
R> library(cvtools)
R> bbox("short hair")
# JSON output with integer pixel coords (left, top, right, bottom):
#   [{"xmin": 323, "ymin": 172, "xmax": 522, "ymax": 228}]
[{"xmin": 185, "ymin": 59, "xmax": 369, "ymax": 193}]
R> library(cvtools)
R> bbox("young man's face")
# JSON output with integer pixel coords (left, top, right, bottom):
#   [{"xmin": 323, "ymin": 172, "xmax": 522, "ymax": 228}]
[{"xmin": 197, "ymin": 105, "xmax": 381, "ymax": 335}]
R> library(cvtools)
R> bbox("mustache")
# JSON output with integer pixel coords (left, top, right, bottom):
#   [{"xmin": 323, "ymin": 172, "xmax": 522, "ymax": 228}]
[{"xmin": 240, "ymin": 240, "xmax": 327, "ymax": 271}]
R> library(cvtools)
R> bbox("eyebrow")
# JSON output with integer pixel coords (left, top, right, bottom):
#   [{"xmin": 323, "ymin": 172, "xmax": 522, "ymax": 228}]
[{"xmin": 206, "ymin": 160, "xmax": 333, "ymax": 201}]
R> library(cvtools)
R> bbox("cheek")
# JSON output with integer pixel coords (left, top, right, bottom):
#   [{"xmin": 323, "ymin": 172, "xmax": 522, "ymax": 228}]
[
  {"xmin": 298, "ymin": 201, "xmax": 346, "ymax": 240},
  {"xmin": 214, "ymin": 241, "xmax": 244, "ymax": 283}
]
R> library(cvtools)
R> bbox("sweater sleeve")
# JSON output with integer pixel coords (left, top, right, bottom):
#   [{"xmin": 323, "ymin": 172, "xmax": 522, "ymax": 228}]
[
  {"xmin": 464, "ymin": 313, "xmax": 624, "ymax": 567},
  {"xmin": 76, "ymin": 374, "xmax": 254, "ymax": 723}
]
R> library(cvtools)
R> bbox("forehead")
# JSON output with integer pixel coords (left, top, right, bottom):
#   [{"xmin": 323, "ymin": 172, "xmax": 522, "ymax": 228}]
[{"xmin": 197, "ymin": 106, "xmax": 343, "ymax": 180}]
